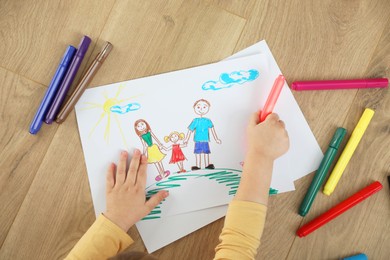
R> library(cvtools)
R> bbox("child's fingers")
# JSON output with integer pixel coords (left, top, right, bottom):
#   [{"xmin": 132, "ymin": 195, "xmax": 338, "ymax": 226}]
[
  {"xmin": 116, "ymin": 151, "xmax": 128, "ymax": 185},
  {"xmin": 249, "ymin": 112, "xmax": 260, "ymax": 126},
  {"xmin": 126, "ymin": 149, "xmax": 141, "ymax": 186},
  {"xmin": 265, "ymin": 113, "xmax": 280, "ymax": 122},
  {"xmin": 136, "ymin": 155, "xmax": 148, "ymax": 190},
  {"xmin": 145, "ymin": 190, "xmax": 169, "ymax": 212},
  {"xmin": 106, "ymin": 163, "xmax": 116, "ymax": 192}
]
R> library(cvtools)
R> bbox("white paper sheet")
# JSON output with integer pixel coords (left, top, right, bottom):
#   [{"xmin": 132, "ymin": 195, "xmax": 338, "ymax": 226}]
[
  {"xmin": 75, "ymin": 53, "xmax": 299, "ymax": 218},
  {"xmin": 134, "ymin": 41, "xmax": 322, "ymax": 253},
  {"xmin": 75, "ymin": 40, "xmax": 323, "ymax": 253}
]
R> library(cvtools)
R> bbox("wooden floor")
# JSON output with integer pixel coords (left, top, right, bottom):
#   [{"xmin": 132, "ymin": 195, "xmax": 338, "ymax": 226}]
[{"xmin": 1, "ymin": 0, "xmax": 389, "ymax": 259}]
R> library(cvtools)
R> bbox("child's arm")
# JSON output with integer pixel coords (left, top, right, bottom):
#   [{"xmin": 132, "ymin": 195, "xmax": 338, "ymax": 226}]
[
  {"xmin": 214, "ymin": 113, "xmax": 289, "ymax": 260},
  {"xmin": 65, "ymin": 150, "xmax": 169, "ymax": 260}
]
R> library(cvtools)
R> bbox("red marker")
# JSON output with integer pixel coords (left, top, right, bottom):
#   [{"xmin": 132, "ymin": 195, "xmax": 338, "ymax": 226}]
[
  {"xmin": 297, "ymin": 181, "xmax": 382, "ymax": 238},
  {"xmin": 291, "ymin": 78, "xmax": 388, "ymax": 91},
  {"xmin": 260, "ymin": 75, "xmax": 285, "ymax": 122}
]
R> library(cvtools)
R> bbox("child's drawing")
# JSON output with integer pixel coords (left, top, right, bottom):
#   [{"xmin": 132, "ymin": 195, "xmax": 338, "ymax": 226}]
[
  {"xmin": 82, "ymin": 85, "xmax": 140, "ymax": 146},
  {"xmin": 202, "ymin": 69, "xmax": 259, "ymax": 91},
  {"xmin": 163, "ymin": 132, "xmax": 187, "ymax": 173},
  {"xmin": 134, "ymin": 119, "xmax": 170, "ymax": 181},
  {"xmin": 110, "ymin": 103, "xmax": 141, "ymax": 114},
  {"xmin": 184, "ymin": 99, "xmax": 221, "ymax": 170}
]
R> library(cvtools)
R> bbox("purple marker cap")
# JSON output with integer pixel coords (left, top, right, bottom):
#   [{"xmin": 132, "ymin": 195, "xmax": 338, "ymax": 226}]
[
  {"xmin": 45, "ymin": 35, "xmax": 91, "ymax": 124},
  {"xmin": 76, "ymin": 35, "xmax": 92, "ymax": 57}
]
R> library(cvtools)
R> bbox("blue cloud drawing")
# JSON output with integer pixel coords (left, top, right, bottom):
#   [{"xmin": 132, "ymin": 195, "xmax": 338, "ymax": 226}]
[
  {"xmin": 202, "ymin": 69, "xmax": 259, "ymax": 91},
  {"xmin": 110, "ymin": 103, "xmax": 141, "ymax": 114}
]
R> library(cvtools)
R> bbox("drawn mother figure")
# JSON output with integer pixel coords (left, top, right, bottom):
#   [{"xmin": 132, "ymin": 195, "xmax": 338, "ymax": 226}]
[{"xmin": 134, "ymin": 119, "xmax": 170, "ymax": 181}]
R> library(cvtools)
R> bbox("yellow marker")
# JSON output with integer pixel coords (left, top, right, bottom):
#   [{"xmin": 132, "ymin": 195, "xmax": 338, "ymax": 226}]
[{"xmin": 323, "ymin": 108, "xmax": 375, "ymax": 196}]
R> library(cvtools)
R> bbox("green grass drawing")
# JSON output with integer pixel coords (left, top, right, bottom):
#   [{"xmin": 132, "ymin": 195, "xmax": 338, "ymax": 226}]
[{"xmin": 142, "ymin": 168, "xmax": 278, "ymax": 220}]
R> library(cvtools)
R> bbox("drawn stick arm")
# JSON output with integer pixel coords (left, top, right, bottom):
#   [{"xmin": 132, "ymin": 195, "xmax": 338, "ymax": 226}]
[
  {"xmin": 151, "ymin": 131, "xmax": 163, "ymax": 147},
  {"xmin": 211, "ymin": 127, "xmax": 221, "ymax": 143}
]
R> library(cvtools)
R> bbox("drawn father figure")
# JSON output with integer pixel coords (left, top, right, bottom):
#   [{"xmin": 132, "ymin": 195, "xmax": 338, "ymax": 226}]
[{"xmin": 184, "ymin": 99, "xmax": 221, "ymax": 170}]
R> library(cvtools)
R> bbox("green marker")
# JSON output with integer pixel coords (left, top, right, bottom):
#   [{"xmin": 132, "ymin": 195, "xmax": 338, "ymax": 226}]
[{"xmin": 299, "ymin": 127, "xmax": 346, "ymax": 217}]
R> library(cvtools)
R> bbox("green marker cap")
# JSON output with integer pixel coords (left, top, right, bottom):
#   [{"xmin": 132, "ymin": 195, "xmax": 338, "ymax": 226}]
[{"xmin": 329, "ymin": 127, "xmax": 347, "ymax": 149}]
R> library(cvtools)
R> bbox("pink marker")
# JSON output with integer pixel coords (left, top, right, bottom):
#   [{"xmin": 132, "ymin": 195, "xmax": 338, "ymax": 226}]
[
  {"xmin": 291, "ymin": 78, "xmax": 388, "ymax": 91},
  {"xmin": 260, "ymin": 75, "xmax": 285, "ymax": 122}
]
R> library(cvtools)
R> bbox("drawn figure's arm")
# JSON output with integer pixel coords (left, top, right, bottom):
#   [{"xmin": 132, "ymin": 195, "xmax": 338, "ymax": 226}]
[
  {"xmin": 179, "ymin": 143, "xmax": 187, "ymax": 148},
  {"xmin": 211, "ymin": 127, "xmax": 222, "ymax": 144},
  {"xmin": 184, "ymin": 129, "xmax": 192, "ymax": 145},
  {"xmin": 139, "ymin": 137, "xmax": 147, "ymax": 155},
  {"xmin": 150, "ymin": 131, "xmax": 163, "ymax": 147},
  {"xmin": 162, "ymin": 145, "xmax": 172, "ymax": 151}
]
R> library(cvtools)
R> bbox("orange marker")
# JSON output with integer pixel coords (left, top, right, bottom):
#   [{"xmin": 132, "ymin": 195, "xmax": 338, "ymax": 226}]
[{"xmin": 260, "ymin": 75, "xmax": 285, "ymax": 122}]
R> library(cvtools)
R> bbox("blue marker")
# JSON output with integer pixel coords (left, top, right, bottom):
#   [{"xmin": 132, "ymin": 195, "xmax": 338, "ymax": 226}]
[
  {"xmin": 29, "ymin": 46, "xmax": 76, "ymax": 134},
  {"xmin": 342, "ymin": 253, "xmax": 368, "ymax": 260}
]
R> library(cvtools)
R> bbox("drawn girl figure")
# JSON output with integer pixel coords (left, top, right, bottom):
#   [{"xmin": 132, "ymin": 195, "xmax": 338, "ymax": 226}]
[
  {"xmin": 163, "ymin": 131, "xmax": 187, "ymax": 173},
  {"xmin": 134, "ymin": 119, "xmax": 170, "ymax": 181}
]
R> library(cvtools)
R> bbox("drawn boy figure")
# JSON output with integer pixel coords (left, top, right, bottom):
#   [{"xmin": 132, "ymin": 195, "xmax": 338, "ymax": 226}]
[{"xmin": 184, "ymin": 99, "xmax": 221, "ymax": 170}]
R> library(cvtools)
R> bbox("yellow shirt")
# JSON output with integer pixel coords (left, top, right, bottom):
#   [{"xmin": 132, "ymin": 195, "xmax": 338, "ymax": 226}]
[{"xmin": 65, "ymin": 200, "xmax": 267, "ymax": 260}]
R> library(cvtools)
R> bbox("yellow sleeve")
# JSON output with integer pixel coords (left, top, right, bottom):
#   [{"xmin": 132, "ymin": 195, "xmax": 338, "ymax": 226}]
[
  {"xmin": 214, "ymin": 200, "xmax": 267, "ymax": 260},
  {"xmin": 65, "ymin": 214, "xmax": 134, "ymax": 260}
]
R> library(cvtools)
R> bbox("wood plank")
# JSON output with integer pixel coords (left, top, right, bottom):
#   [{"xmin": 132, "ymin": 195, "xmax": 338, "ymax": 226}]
[
  {"xmin": 0, "ymin": 68, "xmax": 59, "ymax": 246},
  {"xmin": 0, "ymin": 112, "xmax": 95, "ymax": 260},
  {"xmin": 0, "ymin": 0, "xmax": 115, "ymax": 85},
  {"xmin": 288, "ymin": 16, "xmax": 390, "ymax": 259},
  {"xmin": 204, "ymin": 0, "xmax": 257, "ymax": 18},
  {"xmin": 0, "ymin": 1, "xmax": 246, "ymax": 259},
  {"xmin": 84, "ymin": 0, "xmax": 246, "ymax": 88}
]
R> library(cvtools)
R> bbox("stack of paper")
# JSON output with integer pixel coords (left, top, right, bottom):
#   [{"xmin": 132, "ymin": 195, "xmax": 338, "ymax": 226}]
[{"xmin": 75, "ymin": 40, "xmax": 323, "ymax": 252}]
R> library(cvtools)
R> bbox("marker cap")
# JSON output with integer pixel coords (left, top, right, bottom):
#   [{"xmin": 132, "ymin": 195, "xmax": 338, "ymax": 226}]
[
  {"xmin": 329, "ymin": 127, "xmax": 347, "ymax": 149},
  {"xmin": 342, "ymin": 253, "xmax": 368, "ymax": 260}
]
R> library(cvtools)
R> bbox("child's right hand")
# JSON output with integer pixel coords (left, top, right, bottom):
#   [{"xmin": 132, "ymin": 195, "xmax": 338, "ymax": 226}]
[{"xmin": 246, "ymin": 112, "xmax": 289, "ymax": 160}]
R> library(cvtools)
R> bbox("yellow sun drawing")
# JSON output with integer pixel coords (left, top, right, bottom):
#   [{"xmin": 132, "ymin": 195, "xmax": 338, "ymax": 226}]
[{"xmin": 81, "ymin": 85, "xmax": 141, "ymax": 146}]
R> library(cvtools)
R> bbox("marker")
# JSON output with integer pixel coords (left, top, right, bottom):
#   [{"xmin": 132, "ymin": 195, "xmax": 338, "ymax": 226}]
[
  {"xmin": 56, "ymin": 42, "xmax": 113, "ymax": 123},
  {"xmin": 291, "ymin": 78, "xmax": 388, "ymax": 91},
  {"xmin": 323, "ymin": 108, "xmax": 375, "ymax": 196},
  {"xmin": 299, "ymin": 127, "xmax": 346, "ymax": 216},
  {"xmin": 45, "ymin": 35, "xmax": 91, "ymax": 124},
  {"xmin": 297, "ymin": 181, "xmax": 382, "ymax": 237},
  {"xmin": 388, "ymin": 176, "xmax": 390, "ymax": 193},
  {"xmin": 29, "ymin": 46, "xmax": 77, "ymax": 134},
  {"xmin": 260, "ymin": 74, "xmax": 285, "ymax": 122},
  {"xmin": 341, "ymin": 253, "xmax": 368, "ymax": 260}
]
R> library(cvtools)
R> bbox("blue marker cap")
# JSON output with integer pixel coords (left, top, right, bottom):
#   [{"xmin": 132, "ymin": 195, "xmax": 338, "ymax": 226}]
[{"xmin": 342, "ymin": 253, "xmax": 368, "ymax": 260}]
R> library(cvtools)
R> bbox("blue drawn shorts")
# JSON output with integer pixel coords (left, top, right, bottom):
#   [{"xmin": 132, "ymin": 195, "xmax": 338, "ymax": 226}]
[{"xmin": 194, "ymin": 142, "xmax": 210, "ymax": 154}]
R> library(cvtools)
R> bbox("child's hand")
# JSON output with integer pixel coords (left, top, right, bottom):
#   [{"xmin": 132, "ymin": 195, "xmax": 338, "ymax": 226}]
[
  {"xmin": 104, "ymin": 149, "xmax": 169, "ymax": 231},
  {"xmin": 246, "ymin": 112, "xmax": 289, "ymax": 160}
]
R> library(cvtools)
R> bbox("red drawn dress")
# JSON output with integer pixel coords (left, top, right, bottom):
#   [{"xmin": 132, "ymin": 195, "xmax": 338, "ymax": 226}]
[{"xmin": 169, "ymin": 144, "xmax": 186, "ymax": 163}]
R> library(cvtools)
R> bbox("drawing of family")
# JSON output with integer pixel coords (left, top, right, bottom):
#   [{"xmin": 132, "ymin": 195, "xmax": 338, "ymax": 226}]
[{"xmin": 134, "ymin": 99, "xmax": 222, "ymax": 182}]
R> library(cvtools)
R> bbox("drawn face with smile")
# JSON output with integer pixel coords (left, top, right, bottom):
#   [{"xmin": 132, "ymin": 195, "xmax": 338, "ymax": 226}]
[
  {"xmin": 136, "ymin": 121, "xmax": 147, "ymax": 132},
  {"xmin": 169, "ymin": 133, "xmax": 179, "ymax": 143},
  {"xmin": 194, "ymin": 100, "xmax": 209, "ymax": 116}
]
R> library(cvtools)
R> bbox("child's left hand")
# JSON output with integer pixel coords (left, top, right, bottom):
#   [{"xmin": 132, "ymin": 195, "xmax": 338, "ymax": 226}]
[{"xmin": 104, "ymin": 149, "xmax": 169, "ymax": 231}]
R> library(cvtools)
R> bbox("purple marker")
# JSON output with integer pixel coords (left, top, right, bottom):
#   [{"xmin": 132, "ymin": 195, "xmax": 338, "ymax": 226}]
[
  {"xmin": 29, "ymin": 45, "xmax": 76, "ymax": 134},
  {"xmin": 45, "ymin": 35, "xmax": 91, "ymax": 124}
]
